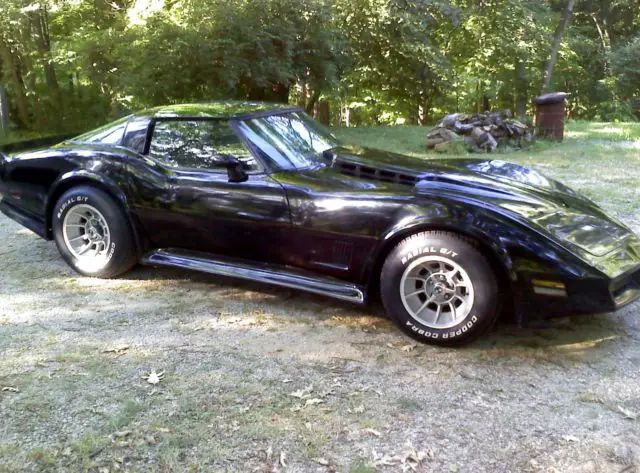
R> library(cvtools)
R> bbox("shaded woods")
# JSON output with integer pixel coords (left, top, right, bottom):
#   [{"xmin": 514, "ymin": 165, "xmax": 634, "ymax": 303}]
[{"xmin": 1, "ymin": 0, "xmax": 639, "ymax": 134}]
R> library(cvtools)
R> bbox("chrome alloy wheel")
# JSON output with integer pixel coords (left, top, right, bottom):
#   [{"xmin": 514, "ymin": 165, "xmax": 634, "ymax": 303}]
[
  {"xmin": 399, "ymin": 256, "xmax": 475, "ymax": 329},
  {"xmin": 62, "ymin": 204, "xmax": 112, "ymax": 263}
]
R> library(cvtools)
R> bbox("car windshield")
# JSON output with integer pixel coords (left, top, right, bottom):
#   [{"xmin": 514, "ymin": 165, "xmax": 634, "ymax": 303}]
[{"xmin": 236, "ymin": 111, "xmax": 341, "ymax": 171}]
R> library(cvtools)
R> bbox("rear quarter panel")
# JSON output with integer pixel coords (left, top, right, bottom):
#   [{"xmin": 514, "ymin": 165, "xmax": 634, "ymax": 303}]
[{"xmin": 0, "ymin": 145, "xmax": 142, "ymax": 238}]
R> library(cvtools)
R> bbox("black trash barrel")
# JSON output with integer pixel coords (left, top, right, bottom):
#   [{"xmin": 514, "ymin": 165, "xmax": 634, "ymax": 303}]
[{"xmin": 535, "ymin": 92, "xmax": 569, "ymax": 141}]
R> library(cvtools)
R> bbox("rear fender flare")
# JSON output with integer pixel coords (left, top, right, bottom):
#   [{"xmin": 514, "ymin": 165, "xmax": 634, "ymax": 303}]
[{"xmin": 45, "ymin": 171, "xmax": 145, "ymax": 256}]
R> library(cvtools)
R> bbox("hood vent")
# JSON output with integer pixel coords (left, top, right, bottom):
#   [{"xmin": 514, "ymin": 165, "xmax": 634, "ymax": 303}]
[{"xmin": 334, "ymin": 161, "xmax": 417, "ymax": 186}]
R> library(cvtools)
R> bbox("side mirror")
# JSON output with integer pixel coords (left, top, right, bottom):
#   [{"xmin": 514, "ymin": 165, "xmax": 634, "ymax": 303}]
[{"xmin": 216, "ymin": 153, "xmax": 248, "ymax": 183}]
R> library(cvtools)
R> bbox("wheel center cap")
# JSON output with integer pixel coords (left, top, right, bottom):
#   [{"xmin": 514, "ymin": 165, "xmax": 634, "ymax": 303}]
[
  {"xmin": 86, "ymin": 222, "xmax": 102, "ymax": 241},
  {"xmin": 430, "ymin": 280, "xmax": 454, "ymax": 303}
]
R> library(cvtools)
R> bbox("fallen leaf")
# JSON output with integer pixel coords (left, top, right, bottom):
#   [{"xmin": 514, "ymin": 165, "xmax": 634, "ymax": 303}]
[
  {"xmin": 562, "ymin": 435, "xmax": 580, "ymax": 443},
  {"xmin": 314, "ymin": 457, "xmax": 330, "ymax": 466},
  {"xmin": 364, "ymin": 428, "xmax": 382, "ymax": 437},
  {"xmin": 1, "ymin": 386, "xmax": 18, "ymax": 393},
  {"xmin": 361, "ymin": 386, "xmax": 383, "ymax": 396},
  {"xmin": 282, "ymin": 379, "xmax": 293, "ymax": 384},
  {"xmin": 305, "ymin": 398, "xmax": 325, "ymax": 407},
  {"xmin": 401, "ymin": 343, "xmax": 417, "ymax": 352},
  {"xmin": 144, "ymin": 370, "xmax": 165, "ymax": 385},
  {"xmin": 103, "ymin": 344, "xmax": 130, "ymax": 355},
  {"xmin": 401, "ymin": 441, "xmax": 434, "ymax": 471},
  {"xmin": 320, "ymin": 386, "xmax": 336, "ymax": 398},
  {"xmin": 617, "ymin": 406, "xmax": 638, "ymax": 420},
  {"xmin": 289, "ymin": 385, "xmax": 313, "ymax": 399},
  {"xmin": 372, "ymin": 449, "xmax": 399, "ymax": 467}
]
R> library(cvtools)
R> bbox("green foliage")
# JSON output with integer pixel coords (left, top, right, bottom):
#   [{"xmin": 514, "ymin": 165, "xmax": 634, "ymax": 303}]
[
  {"xmin": 611, "ymin": 36, "xmax": 640, "ymax": 116},
  {"xmin": 0, "ymin": 0, "xmax": 639, "ymax": 132}
]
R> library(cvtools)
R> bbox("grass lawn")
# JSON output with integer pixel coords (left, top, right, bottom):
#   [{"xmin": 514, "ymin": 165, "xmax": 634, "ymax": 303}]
[{"xmin": 0, "ymin": 121, "xmax": 639, "ymax": 473}]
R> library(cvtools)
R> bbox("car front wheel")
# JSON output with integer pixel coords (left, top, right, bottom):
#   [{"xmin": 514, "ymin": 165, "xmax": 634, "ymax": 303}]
[
  {"xmin": 52, "ymin": 186, "xmax": 137, "ymax": 278},
  {"xmin": 380, "ymin": 231, "xmax": 499, "ymax": 346}
]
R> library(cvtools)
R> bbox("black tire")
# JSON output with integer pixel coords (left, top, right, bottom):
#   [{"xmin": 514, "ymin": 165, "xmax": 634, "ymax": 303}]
[
  {"xmin": 380, "ymin": 231, "xmax": 499, "ymax": 346},
  {"xmin": 52, "ymin": 186, "xmax": 137, "ymax": 278}
]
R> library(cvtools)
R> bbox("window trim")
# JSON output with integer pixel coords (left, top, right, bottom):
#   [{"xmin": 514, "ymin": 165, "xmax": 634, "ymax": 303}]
[
  {"xmin": 144, "ymin": 117, "xmax": 267, "ymax": 175},
  {"xmin": 121, "ymin": 116, "xmax": 153, "ymax": 154}
]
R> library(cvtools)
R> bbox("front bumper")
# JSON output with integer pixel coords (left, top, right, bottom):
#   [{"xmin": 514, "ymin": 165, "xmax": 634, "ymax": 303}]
[
  {"xmin": 517, "ymin": 265, "xmax": 640, "ymax": 318},
  {"xmin": 611, "ymin": 267, "xmax": 640, "ymax": 309}
]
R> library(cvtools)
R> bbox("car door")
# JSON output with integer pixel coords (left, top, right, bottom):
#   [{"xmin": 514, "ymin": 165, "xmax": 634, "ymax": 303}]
[
  {"xmin": 144, "ymin": 118, "xmax": 292, "ymax": 263},
  {"xmin": 234, "ymin": 112, "xmax": 399, "ymax": 283}
]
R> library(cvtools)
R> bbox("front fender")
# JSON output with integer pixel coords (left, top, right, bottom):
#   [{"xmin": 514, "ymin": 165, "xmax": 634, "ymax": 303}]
[
  {"xmin": 368, "ymin": 202, "xmax": 514, "ymax": 281},
  {"xmin": 365, "ymin": 199, "xmax": 598, "ymax": 293}
]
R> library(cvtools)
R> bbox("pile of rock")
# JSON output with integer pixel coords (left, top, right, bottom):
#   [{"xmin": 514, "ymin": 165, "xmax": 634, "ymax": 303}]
[{"xmin": 426, "ymin": 111, "xmax": 533, "ymax": 152}]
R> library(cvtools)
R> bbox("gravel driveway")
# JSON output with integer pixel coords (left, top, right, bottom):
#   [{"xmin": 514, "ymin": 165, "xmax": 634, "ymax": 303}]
[{"xmin": 1, "ymin": 164, "xmax": 640, "ymax": 472}]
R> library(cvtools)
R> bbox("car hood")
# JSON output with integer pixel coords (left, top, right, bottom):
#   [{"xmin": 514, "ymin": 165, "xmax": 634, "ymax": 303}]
[{"xmin": 329, "ymin": 146, "xmax": 640, "ymax": 260}]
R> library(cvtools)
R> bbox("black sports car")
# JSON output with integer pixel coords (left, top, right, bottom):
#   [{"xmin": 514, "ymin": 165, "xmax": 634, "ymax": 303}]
[{"xmin": 1, "ymin": 102, "xmax": 639, "ymax": 345}]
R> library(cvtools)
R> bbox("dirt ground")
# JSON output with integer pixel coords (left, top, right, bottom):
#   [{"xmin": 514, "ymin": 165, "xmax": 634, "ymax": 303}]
[{"xmin": 1, "ymin": 158, "xmax": 640, "ymax": 472}]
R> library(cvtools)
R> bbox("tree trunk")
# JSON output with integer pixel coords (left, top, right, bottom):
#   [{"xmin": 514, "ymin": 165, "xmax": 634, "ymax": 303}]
[
  {"xmin": 295, "ymin": 80, "xmax": 306, "ymax": 108},
  {"xmin": 541, "ymin": 0, "xmax": 575, "ymax": 94},
  {"xmin": 592, "ymin": 14, "xmax": 612, "ymax": 76},
  {"xmin": 0, "ymin": 85, "xmax": 8, "ymax": 136},
  {"xmin": 304, "ymin": 89, "xmax": 321, "ymax": 115},
  {"xmin": 0, "ymin": 37, "xmax": 30, "ymax": 128},
  {"xmin": 316, "ymin": 100, "xmax": 330, "ymax": 125},
  {"xmin": 483, "ymin": 93, "xmax": 490, "ymax": 112},
  {"xmin": 516, "ymin": 58, "xmax": 527, "ymax": 119},
  {"xmin": 418, "ymin": 100, "xmax": 429, "ymax": 126},
  {"xmin": 31, "ymin": 7, "xmax": 60, "ymax": 100},
  {"xmin": 272, "ymin": 83, "xmax": 289, "ymax": 103},
  {"xmin": 21, "ymin": 18, "xmax": 41, "ymax": 126}
]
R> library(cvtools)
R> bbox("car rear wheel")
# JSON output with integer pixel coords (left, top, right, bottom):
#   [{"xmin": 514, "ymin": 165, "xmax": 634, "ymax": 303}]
[
  {"xmin": 380, "ymin": 231, "xmax": 499, "ymax": 346},
  {"xmin": 52, "ymin": 186, "xmax": 137, "ymax": 278}
]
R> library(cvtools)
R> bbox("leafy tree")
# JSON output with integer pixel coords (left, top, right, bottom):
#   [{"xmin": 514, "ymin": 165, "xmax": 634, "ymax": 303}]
[{"xmin": 1, "ymin": 0, "xmax": 639, "ymax": 132}]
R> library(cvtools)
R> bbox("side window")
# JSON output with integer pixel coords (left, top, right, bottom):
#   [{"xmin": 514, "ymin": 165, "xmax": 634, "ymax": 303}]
[
  {"xmin": 148, "ymin": 120, "xmax": 259, "ymax": 172},
  {"xmin": 73, "ymin": 116, "xmax": 130, "ymax": 145},
  {"xmin": 122, "ymin": 117, "xmax": 151, "ymax": 154}
]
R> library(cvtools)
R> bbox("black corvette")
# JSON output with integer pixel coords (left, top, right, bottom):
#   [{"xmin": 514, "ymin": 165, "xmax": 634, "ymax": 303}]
[{"xmin": 1, "ymin": 102, "xmax": 639, "ymax": 345}]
